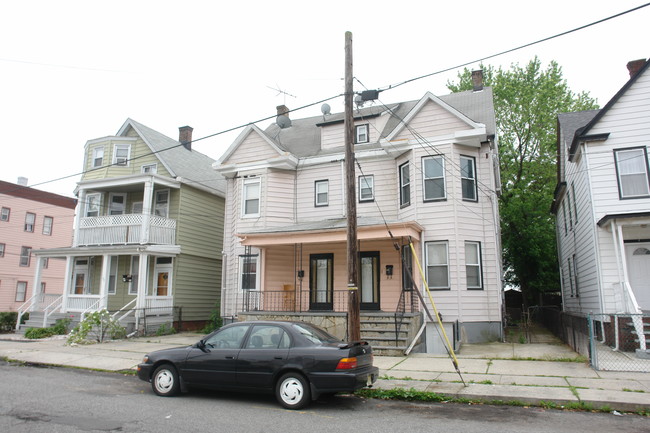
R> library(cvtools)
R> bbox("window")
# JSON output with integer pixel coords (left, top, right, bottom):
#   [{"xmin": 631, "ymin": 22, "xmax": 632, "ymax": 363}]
[
  {"xmin": 43, "ymin": 216, "xmax": 53, "ymax": 235},
  {"xmin": 204, "ymin": 324, "xmax": 251, "ymax": 349},
  {"xmin": 571, "ymin": 183, "xmax": 578, "ymax": 224},
  {"xmin": 355, "ymin": 124, "xmax": 369, "ymax": 144},
  {"xmin": 460, "ymin": 156, "xmax": 477, "ymax": 201},
  {"xmin": 19, "ymin": 247, "xmax": 31, "ymax": 267},
  {"xmin": 15, "ymin": 281, "xmax": 27, "ymax": 302},
  {"xmin": 0, "ymin": 243, "xmax": 5, "ymax": 257},
  {"xmin": 242, "ymin": 178, "xmax": 261, "ymax": 217},
  {"xmin": 240, "ymin": 254, "xmax": 259, "ymax": 290},
  {"xmin": 423, "ymin": 156, "xmax": 446, "ymax": 201},
  {"xmin": 315, "ymin": 180, "xmax": 329, "ymax": 207},
  {"xmin": 567, "ymin": 257, "xmax": 574, "ymax": 297},
  {"xmin": 132, "ymin": 202, "xmax": 143, "ymax": 214},
  {"xmin": 24, "ymin": 212, "xmax": 35, "ymax": 232},
  {"xmin": 245, "ymin": 325, "xmax": 290, "ymax": 349},
  {"xmin": 425, "ymin": 241, "xmax": 449, "ymax": 289},
  {"xmin": 399, "ymin": 162, "xmax": 410, "ymax": 207},
  {"xmin": 141, "ymin": 164, "xmax": 157, "ymax": 174},
  {"xmin": 85, "ymin": 193, "xmax": 101, "ymax": 217},
  {"xmin": 359, "ymin": 175, "xmax": 374, "ymax": 202},
  {"xmin": 562, "ymin": 203, "xmax": 567, "ymax": 236},
  {"xmin": 155, "ymin": 190, "xmax": 169, "ymax": 218},
  {"xmin": 129, "ymin": 256, "xmax": 140, "ymax": 295},
  {"xmin": 1, "ymin": 207, "xmax": 9, "ymax": 221},
  {"xmin": 572, "ymin": 254, "xmax": 579, "ymax": 297},
  {"xmin": 614, "ymin": 147, "xmax": 650, "ymax": 198},
  {"xmin": 109, "ymin": 193, "xmax": 127, "ymax": 215},
  {"xmin": 465, "ymin": 241, "xmax": 482, "ymax": 289},
  {"xmin": 401, "ymin": 245, "xmax": 413, "ymax": 291},
  {"xmin": 108, "ymin": 256, "xmax": 118, "ymax": 295},
  {"xmin": 113, "ymin": 144, "xmax": 131, "ymax": 166},
  {"xmin": 567, "ymin": 191, "xmax": 573, "ymax": 231},
  {"xmin": 92, "ymin": 147, "xmax": 104, "ymax": 168}
]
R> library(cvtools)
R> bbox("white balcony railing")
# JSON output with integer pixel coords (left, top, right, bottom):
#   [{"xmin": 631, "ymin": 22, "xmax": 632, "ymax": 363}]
[{"xmin": 76, "ymin": 214, "xmax": 176, "ymax": 246}]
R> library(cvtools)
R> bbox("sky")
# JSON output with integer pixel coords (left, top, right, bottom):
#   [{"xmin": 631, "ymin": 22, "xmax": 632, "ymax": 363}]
[{"xmin": 1, "ymin": 1, "xmax": 648, "ymax": 197}]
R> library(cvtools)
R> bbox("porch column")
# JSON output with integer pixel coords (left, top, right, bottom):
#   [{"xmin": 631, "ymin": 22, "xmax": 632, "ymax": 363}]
[
  {"xmin": 136, "ymin": 253, "xmax": 149, "ymax": 309},
  {"xmin": 140, "ymin": 179, "xmax": 154, "ymax": 244},
  {"xmin": 73, "ymin": 190, "xmax": 86, "ymax": 247},
  {"xmin": 61, "ymin": 256, "xmax": 74, "ymax": 313},
  {"xmin": 29, "ymin": 256, "xmax": 45, "ymax": 312},
  {"xmin": 99, "ymin": 254, "xmax": 111, "ymax": 310}
]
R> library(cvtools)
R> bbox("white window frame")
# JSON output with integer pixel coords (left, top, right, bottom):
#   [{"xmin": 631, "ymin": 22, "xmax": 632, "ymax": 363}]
[
  {"xmin": 1, "ymin": 207, "xmax": 10, "ymax": 222},
  {"xmin": 19, "ymin": 246, "xmax": 31, "ymax": 267},
  {"xmin": 141, "ymin": 163, "xmax": 158, "ymax": 174},
  {"xmin": 358, "ymin": 175, "xmax": 374, "ymax": 202},
  {"xmin": 128, "ymin": 256, "xmax": 139, "ymax": 295},
  {"xmin": 399, "ymin": 162, "xmax": 410, "ymax": 207},
  {"xmin": 108, "ymin": 193, "xmax": 127, "ymax": 215},
  {"xmin": 614, "ymin": 147, "xmax": 650, "ymax": 199},
  {"xmin": 85, "ymin": 193, "xmax": 101, "ymax": 217},
  {"xmin": 465, "ymin": 241, "xmax": 482, "ymax": 289},
  {"xmin": 132, "ymin": 202, "xmax": 143, "ymax": 214},
  {"xmin": 425, "ymin": 241, "xmax": 449, "ymax": 289},
  {"xmin": 15, "ymin": 281, "xmax": 27, "ymax": 302},
  {"xmin": 242, "ymin": 178, "xmax": 261, "ymax": 218},
  {"xmin": 42, "ymin": 216, "xmax": 53, "ymax": 235},
  {"xmin": 460, "ymin": 155, "xmax": 477, "ymax": 201},
  {"xmin": 24, "ymin": 212, "xmax": 35, "ymax": 232},
  {"xmin": 355, "ymin": 124, "xmax": 369, "ymax": 144},
  {"xmin": 113, "ymin": 143, "xmax": 131, "ymax": 166},
  {"xmin": 239, "ymin": 254, "xmax": 260, "ymax": 290},
  {"xmin": 315, "ymin": 180, "xmax": 329, "ymax": 207},
  {"xmin": 92, "ymin": 147, "xmax": 104, "ymax": 168},
  {"xmin": 422, "ymin": 156, "xmax": 446, "ymax": 201},
  {"xmin": 154, "ymin": 190, "xmax": 170, "ymax": 218},
  {"xmin": 107, "ymin": 256, "xmax": 118, "ymax": 295}
]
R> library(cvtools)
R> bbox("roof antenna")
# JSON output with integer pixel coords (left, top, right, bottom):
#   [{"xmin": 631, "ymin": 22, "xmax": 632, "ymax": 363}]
[{"xmin": 266, "ymin": 84, "xmax": 297, "ymax": 105}]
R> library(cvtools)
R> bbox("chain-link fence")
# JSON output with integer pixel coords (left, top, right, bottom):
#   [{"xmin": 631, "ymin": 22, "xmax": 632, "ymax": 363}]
[{"xmin": 588, "ymin": 313, "xmax": 650, "ymax": 372}]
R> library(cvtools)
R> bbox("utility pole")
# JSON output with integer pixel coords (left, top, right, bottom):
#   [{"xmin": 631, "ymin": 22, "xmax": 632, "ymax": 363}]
[{"xmin": 345, "ymin": 31, "xmax": 360, "ymax": 342}]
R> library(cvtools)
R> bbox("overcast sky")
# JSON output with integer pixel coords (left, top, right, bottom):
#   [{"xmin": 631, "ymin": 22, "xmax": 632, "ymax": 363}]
[{"xmin": 1, "ymin": 1, "xmax": 648, "ymax": 197}]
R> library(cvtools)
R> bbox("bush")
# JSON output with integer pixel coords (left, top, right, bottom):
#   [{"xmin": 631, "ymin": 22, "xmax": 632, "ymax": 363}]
[
  {"xmin": 155, "ymin": 323, "xmax": 177, "ymax": 336},
  {"xmin": 23, "ymin": 318, "xmax": 71, "ymax": 339},
  {"xmin": 202, "ymin": 303, "xmax": 223, "ymax": 334},
  {"xmin": 67, "ymin": 310, "xmax": 126, "ymax": 344},
  {"xmin": 0, "ymin": 312, "xmax": 18, "ymax": 332}
]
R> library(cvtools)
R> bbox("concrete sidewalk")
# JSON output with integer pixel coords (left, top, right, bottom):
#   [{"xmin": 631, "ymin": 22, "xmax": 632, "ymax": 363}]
[{"xmin": 1, "ymin": 332, "xmax": 649, "ymax": 412}]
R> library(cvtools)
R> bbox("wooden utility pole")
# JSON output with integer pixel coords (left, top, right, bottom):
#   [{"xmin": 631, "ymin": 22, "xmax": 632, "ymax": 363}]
[{"xmin": 344, "ymin": 31, "xmax": 360, "ymax": 342}]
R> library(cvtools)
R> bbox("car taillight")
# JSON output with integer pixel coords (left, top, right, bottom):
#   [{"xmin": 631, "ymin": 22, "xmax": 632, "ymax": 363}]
[{"xmin": 336, "ymin": 357, "xmax": 358, "ymax": 370}]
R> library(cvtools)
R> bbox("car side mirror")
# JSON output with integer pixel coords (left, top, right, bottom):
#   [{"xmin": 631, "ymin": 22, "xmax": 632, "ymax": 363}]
[{"xmin": 195, "ymin": 340, "xmax": 207, "ymax": 351}]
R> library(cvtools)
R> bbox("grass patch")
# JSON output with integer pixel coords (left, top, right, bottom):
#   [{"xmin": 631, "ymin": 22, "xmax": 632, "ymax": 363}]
[{"xmin": 622, "ymin": 388, "xmax": 646, "ymax": 393}]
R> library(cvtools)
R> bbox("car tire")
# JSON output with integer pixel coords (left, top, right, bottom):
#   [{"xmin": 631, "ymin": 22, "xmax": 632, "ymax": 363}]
[
  {"xmin": 152, "ymin": 364, "xmax": 180, "ymax": 397},
  {"xmin": 276, "ymin": 372, "xmax": 311, "ymax": 409}
]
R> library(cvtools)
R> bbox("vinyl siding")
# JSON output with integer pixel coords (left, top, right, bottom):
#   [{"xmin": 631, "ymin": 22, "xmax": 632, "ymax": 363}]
[
  {"xmin": 393, "ymin": 100, "xmax": 470, "ymax": 141},
  {"xmin": 222, "ymin": 132, "xmax": 279, "ymax": 165}
]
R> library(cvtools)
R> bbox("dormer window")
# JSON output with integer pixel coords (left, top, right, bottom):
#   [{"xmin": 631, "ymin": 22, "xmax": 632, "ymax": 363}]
[
  {"xmin": 113, "ymin": 144, "xmax": 131, "ymax": 166},
  {"xmin": 355, "ymin": 124, "xmax": 369, "ymax": 144}
]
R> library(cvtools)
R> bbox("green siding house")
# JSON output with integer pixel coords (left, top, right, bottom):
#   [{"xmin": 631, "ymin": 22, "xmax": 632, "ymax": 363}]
[{"xmin": 21, "ymin": 119, "xmax": 225, "ymax": 333}]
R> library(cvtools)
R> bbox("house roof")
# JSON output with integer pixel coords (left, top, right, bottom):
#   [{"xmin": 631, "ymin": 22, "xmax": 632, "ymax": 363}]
[
  {"xmin": 118, "ymin": 119, "xmax": 226, "ymax": 196},
  {"xmin": 256, "ymin": 88, "xmax": 495, "ymax": 158},
  {"xmin": 558, "ymin": 110, "xmax": 600, "ymax": 152},
  {"xmin": 568, "ymin": 58, "xmax": 650, "ymax": 159},
  {"xmin": 0, "ymin": 180, "xmax": 77, "ymax": 209}
]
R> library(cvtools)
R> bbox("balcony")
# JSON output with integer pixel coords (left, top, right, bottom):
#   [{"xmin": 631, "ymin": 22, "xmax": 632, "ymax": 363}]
[{"xmin": 76, "ymin": 214, "xmax": 176, "ymax": 246}]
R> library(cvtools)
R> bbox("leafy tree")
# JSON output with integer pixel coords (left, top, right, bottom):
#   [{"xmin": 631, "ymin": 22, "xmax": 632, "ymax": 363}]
[{"xmin": 447, "ymin": 57, "xmax": 598, "ymax": 307}]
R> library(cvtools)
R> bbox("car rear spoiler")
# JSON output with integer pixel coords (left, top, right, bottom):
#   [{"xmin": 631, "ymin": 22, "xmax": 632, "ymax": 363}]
[{"xmin": 337, "ymin": 341, "xmax": 369, "ymax": 349}]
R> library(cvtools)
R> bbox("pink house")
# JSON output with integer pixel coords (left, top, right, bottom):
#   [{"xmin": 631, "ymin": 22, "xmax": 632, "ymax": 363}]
[{"xmin": 0, "ymin": 180, "xmax": 76, "ymax": 312}]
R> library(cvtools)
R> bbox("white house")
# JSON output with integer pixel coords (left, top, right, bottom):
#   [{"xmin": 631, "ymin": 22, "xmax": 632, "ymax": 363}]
[
  {"xmin": 552, "ymin": 58, "xmax": 650, "ymax": 357},
  {"xmin": 214, "ymin": 79, "xmax": 502, "ymax": 354}
]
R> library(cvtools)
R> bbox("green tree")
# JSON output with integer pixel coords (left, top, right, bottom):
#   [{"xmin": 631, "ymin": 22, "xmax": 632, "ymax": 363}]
[{"xmin": 447, "ymin": 57, "xmax": 598, "ymax": 307}]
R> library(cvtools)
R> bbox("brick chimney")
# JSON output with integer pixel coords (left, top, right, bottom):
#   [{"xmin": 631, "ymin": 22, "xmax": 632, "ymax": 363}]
[
  {"xmin": 179, "ymin": 126, "xmax": 193, "ymax": 150},
  {"xmin": 627, "ymin": 59, "xmax": 646, "ymax": 78},
  {"xmin": 276, "ymin": 105, "xmax": 290, "ymax": 118},
  {"xmin": 472, "ymin": 70, "xmax": 483, "ymax": 92}
]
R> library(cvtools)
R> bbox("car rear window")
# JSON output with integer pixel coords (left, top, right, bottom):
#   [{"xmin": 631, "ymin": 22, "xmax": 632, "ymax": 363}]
[{"xmin": 291, "ymin": 323, "xmax": 340, "ymax": 344}]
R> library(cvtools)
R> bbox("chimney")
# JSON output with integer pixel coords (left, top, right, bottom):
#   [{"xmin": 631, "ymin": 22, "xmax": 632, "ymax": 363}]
[
  {"xmin": 179, "ymin": 126, "xmax": 193, "ymax": 150},
  {"xmin": 276, "ymin": 105, "xmax": 290, "ymax": 118},
  {"xmin": 627, "ymin": 59, "xmax": 646, "ymax": 78},
  {"xmin": 471, "ymin": 70, "xmax": 483, "ymax": 92}
]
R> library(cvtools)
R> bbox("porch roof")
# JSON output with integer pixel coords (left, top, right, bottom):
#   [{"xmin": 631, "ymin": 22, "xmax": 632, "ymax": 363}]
[
  {"xmin": 597, "ymin": 212, "xmax": 650, "ymax": 228},
  {"xmin": 32, "ymin": 244, "xmax": 181, "ymax": 258},
  {"xmin": 237, "ymin": 219, "xmax": 423, "ymax": 246}
]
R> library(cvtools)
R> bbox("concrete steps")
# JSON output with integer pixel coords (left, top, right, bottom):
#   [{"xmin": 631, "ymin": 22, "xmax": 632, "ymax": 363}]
[{"xmin": 360, "ymin": 313, "xmax": 421, "ymax": 356}]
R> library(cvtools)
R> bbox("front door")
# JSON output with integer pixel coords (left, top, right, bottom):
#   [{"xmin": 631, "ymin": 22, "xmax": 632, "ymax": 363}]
[
  {"xmin": 360, "ymin": 251, "xmax": 380, "ymax": 310},
  {"xmin": 625, "ymin": 243, "xmax": 650, "ymax": 310},
  {"xmin": 309, "ymin": 254, "xmax": 333, "ymax": 310},
  {"xmin": 153, "ymin": 258, "xmax": 173, "ymax": 296},
  {"xmin": 73, "ymin": 259, "xmax": 89, "ymax": 295}
]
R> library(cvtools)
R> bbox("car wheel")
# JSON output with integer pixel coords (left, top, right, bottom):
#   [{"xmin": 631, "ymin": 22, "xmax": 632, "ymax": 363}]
[
  {"xmin": 276, "ymin": 372, "xmax": 311, "ymax": 409},
  {"xmin": 152, "ymin": 364, "xmax": 180, "ymax": 397}
]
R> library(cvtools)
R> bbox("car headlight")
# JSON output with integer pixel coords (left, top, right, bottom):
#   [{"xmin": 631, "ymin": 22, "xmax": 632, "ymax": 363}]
[{"xmin": 142, "ymin": 355, "xmax": 149, "ymax": 363}]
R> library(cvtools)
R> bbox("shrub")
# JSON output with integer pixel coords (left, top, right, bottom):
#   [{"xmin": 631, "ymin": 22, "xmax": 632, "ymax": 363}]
[
  {"xmin": 0, "ymin": 312, "xmax": 18, "ymax": 332},
  {"xmin": 23, "ymin": 318, "xmax": 72, "ymax": 339},
  {"xmin": 67, "ymin": 309, "xmax": 126, "ymax": 344},
  {"xmin": 155, "ymin": 323, "xmax": 177, "ymax": 336},
  {"xmin": 202, "ymin": 303, "xmax": 223, "ymax": 334}
]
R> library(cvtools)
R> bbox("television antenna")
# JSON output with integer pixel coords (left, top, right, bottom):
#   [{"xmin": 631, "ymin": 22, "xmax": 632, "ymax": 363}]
[{"xmin": 266, "ymin": 84, "xmax": 297, "ymax": 104}]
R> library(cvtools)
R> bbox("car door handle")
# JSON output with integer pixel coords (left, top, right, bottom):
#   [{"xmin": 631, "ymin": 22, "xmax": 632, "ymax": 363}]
[
  {"xmin": 225, "ymin": 356, "xmax": 234, "ymax": 359},
  {"xmin": 274, "ymin": 357, "xmax": 283, "ymax": 360}
]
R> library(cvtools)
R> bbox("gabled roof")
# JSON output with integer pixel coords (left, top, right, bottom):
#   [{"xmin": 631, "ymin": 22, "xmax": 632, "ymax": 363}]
[
  {"xmin": 568, "ymin": 58, "xmax": 650, "ymax": 160},
  {"xmin": 244, "ymin": 89, "xmax": 496, "ymax": 159},
  {"xmin": 117, "ymin": 119, "xmax": 226, "ymax": 196},
  {"xmin": 218, "ymin": 124, "xmax": 290, "ymax": 164},
  {"xmin": 0, "ymin": 180, "xmax": 77, "ymax": 208}
]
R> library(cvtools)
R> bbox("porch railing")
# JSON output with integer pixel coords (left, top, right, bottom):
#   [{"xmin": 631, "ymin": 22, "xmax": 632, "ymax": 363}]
[
  {"xmin": 76, "ymin": 214, "xmax": 176, "ymax": 246},
  {"xmin": 242, "ymin": 290, "xmax": 354, "ymax": 313},
  {"xmin": 16, "ymin": 293, "xmax": 63, "ymax": 330},
  {"xmin": 67, "ymin": 295, "xmax": 102, "ymax": 312}
]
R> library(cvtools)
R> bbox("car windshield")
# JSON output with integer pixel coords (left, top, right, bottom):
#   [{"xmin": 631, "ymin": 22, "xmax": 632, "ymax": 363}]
[{"xmin": 291, "ymin": 323, "xmax": 340, "ymax": 344}]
